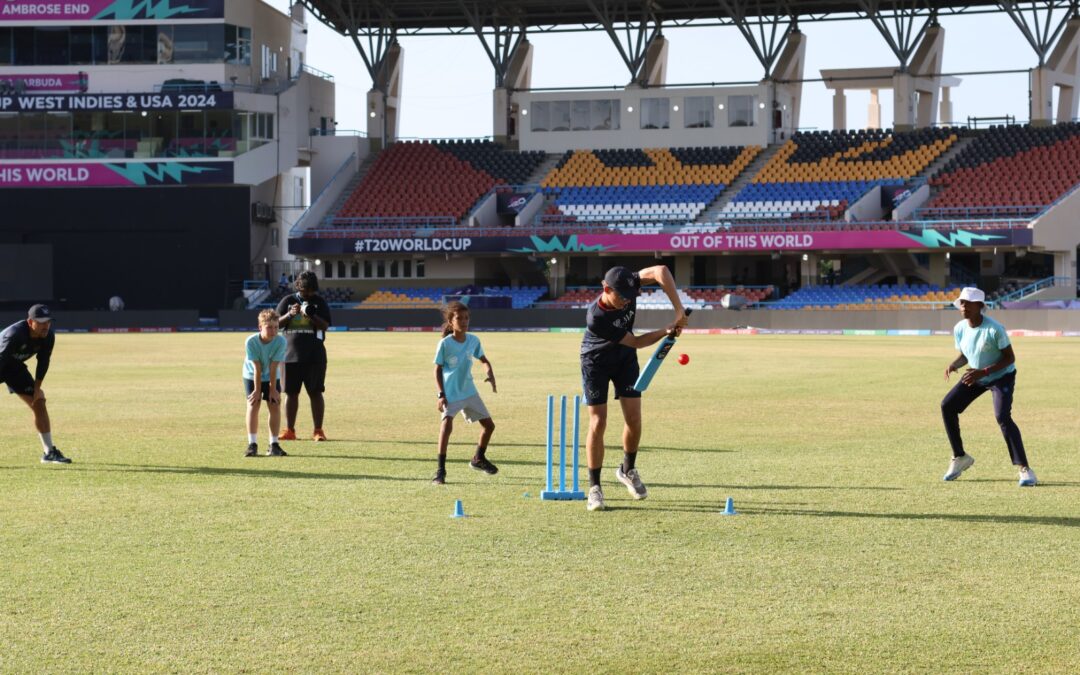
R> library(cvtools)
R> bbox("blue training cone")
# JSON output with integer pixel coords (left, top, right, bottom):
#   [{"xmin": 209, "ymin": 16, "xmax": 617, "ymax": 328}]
[
  {"xmin": 451, "ymin": 499, "xmax": 466, "ymax": 518},
  {"xmin": 721, "ymin": 497, "xmax": 737, "ymax": 516}
]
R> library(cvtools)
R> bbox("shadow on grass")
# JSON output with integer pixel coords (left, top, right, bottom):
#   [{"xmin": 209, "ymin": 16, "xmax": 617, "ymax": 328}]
[
  {"xmin": 85, "ymin": 462, "xmax": 418, "ymax": 482},
  {"xmin": 648, "ymin": 482, "xmax": 903, "ymax": 491},
  {"xmin": 740, "ymin": 505, "xmax": 1080, "ymax": 528},
  {"xmin": 303, "ymin": 453, "xmax": 544, "ymax": 467}
]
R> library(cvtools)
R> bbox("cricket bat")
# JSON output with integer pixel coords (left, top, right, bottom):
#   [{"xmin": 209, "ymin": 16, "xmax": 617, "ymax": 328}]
[{"xmin": 633, "ymin": 308, "xmax": 692, "ymax": 392}]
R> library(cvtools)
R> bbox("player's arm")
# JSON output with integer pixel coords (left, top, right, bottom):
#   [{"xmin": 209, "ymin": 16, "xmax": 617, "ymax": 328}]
[
  {"xmin": 434, "ymin": 364, "xmax": 447, "ymax": 411},
  {"xmin": 306, "ymin": 301, "xmax": 330, "ymax": 332},
  {"xmin": 267, "ymin": 360, "xmax": 281, "ymax": 403},
  {"xmin": 944, "ymin": 353, "xmax": 968, "ymax": 380},
  {"xmin": 277, "ymin": 298, "xmax": 299, "ymax": 327},
  {"xmin": 638, "ymin": 265, "xmax": 688, "ymax": 324},
  {"xmin": 617, "ymin": 323, "xmax": 683, "ymax": 350},
  {"xmin": 248, "ymin": 361, "xmax": 262, "ymax": 404},
  {"xmin": 478, "ymin": 355, "xmax": 496, "ymax": 393},
  {"xmin": 960, "ymin": 345, "xmax": 1015, "ymax": 385},
  {"xmin": 32, "ymin": 332, "xmax": 54, "ymax": 404}
]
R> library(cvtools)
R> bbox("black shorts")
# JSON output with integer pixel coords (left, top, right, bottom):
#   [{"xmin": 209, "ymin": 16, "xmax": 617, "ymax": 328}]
[
  {"xmin": 581, "ymin": 350, "xmax": 641, "ymax": 406},
  {"xmin": 283, "ymin": 361, "xmax": 326, "ymax": 396},
  {"xmin": 243, "ymin": 378, "xmax": 281, "ymax": 402},
  {"xmin": 1, "ymin": 362, "xmax": 35, "ymax": 396}
]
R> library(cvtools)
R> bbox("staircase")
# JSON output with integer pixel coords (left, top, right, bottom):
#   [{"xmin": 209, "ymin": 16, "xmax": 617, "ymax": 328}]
[
  {"xmin": 697, "ymin": 143, "xmax": 783, "ymax": 222},
  {"xmin": 918, "ymin": 133, "xmax": 979, "ymax": 184},
  {"xmin": 525, "ymin": 152, "xmax": 562, "ymax": 186},
  {"xmin": 323, "ymin": 152, "xmax": 379, "ymax": 224}
]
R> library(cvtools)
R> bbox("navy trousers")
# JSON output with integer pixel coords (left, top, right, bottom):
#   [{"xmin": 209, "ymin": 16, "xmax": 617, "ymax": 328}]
[{"xmin": 940, "ymin": 370, "xmax": 1028, "ymax": 466}]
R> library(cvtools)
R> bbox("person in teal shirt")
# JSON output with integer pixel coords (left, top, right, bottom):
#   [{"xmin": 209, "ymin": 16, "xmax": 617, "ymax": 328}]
[
  {"xmin": 243, "ymin": 309, "xmax": 287, "ymax": 458},
  {"xmin": 941, "ymin": 288, "xmax": 1036, "ymax": 486},
  {"xmin": 431, "ymin": 302, "xmax": 497, "ymax": 485}
]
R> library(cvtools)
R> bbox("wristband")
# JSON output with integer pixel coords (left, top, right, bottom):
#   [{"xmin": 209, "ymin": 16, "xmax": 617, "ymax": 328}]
[{"xmin": 437, "ymin": 391, "xmax": 446, "ymax": 399}]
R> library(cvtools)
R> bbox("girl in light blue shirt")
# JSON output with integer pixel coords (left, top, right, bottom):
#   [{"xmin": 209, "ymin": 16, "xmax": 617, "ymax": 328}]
[{"xmin": 431, "ymin": 302, "xmax": 497, "ymax": 485}]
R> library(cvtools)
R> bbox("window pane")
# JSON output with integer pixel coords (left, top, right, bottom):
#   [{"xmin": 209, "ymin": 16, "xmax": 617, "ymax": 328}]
[
  {"xmin": 0, "ymin": 29, "xmax": 11, "ymax": 66},
  {"xmin": 640, "ymin": 98, "xmax": 669, "ymax": 130},
  {"xmin": 590, "ymin": 100, "xmax": 612, "ymax": 130},
  {"xmin": 551, "ymin": 101, "xmax": 570, "ymax": 131},
  {"xmin": 684, "ymin": 96, "xmax": 714, "ymax": 128},
  {"xmin": 14, "ymin": 28, "xmax": 34, "ymax": 66},
  {"xmin": 571, "ymin": 101, "xmax": 590, "ymax": 131},
  {"xmin": 156, "ymin": 26, "xmax": 174, "ymax": 64},
  {"xmin": 530, "ymin": 102, "xmax": 549, "ymax": 132},
  {"xmin": 35, "ymin": 28, "xmax": 69, "ymax": 66},
  {"xmin": 728, "ymin": 95, "xmax": 756, "ymax": 127},
  {"xmin": 70, "ymin": 27, "xmax": 93, "ymax": 64}
]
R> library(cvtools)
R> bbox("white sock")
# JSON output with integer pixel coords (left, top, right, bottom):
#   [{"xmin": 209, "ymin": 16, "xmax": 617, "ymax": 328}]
[
  {"xmin": 39, "ymin": 432, "xmax": 53, "ymax": 453},
  {"xmin": 270, "ymin": 435, "xmax": 279, "ymax": 444},
  {"xmin": 248, "ymin": 433, "xmax": 257, "ymax": 444}
]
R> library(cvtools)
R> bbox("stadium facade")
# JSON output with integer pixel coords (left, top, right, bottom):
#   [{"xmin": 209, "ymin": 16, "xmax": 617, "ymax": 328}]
[{"xmin": 0, "ymin": 0, "xmax": 357, "ymax": 313}]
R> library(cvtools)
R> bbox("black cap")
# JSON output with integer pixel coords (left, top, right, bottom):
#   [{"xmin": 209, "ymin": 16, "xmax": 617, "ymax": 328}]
[
  {"xmin": 603, "ymin": 266, "xmax": 640, "ymax": 299},
  {"xmin": 28, "ymin": 304, "xmax": 52, "ymax": 321}
]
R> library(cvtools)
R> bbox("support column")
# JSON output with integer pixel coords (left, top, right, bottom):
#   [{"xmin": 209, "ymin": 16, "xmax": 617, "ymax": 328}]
[
  {"xmin": 832, "ymin": 90, "xmax": 847, "ymax": 131},
  {"xmin": 674, "ymin": 255, "xmax": 693, "ymax": 287},
  {"xmin": 893, "ymin": 71, "xmax": 916, "ymax": 131},
  {"xmin": 868, "ymin": 89, "xmax": 882, "ymax": 129},
  {"xmin": 1053, "ymin": 249, "xmax": 1078, "ymax": 298},
  {"xmin": 928, "ymin": 252, "xmax": 948, "ymax": 287},
  {"xmin": 939, "ymin": 86, "xmax": 953, "ymax": 125},
  {"xmin": 801, "ymin": 254, "xmax": 819, "ymax": 287}
]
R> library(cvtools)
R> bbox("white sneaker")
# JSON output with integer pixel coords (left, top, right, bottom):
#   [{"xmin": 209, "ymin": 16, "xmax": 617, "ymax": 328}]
[
  {"xmin": 615, "ymin": 465, "xmax": 648, "ymax": 500},
  {"xmin": 943, "ymin": 454, "xmax": 974, "ymax": 481},
  {"xmin": 587, "ymin": 485, "xmax": 606, "ymax": 511},
  {"xmin": 1018, "ymin": 467, "xmax": 1038, "ymax": 487}
]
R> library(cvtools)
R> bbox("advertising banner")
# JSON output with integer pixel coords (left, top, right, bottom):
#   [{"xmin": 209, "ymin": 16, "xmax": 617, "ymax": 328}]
[
  {"xmin": 0, "ymin": 0, "xmax": 224, "ymax": 21},
  {"xmin": 0, "ymin": 73, "xmax": 87, "ymax": 93},
  {"xmin": 289, "ymin": 227, "xmax": 1033, "ymax": 256},
  {"xmin": 0, "ymin": 161, "xmax": 233, "ymax": 188},
  {"xmin": 0, "ymin": 91, "xmax": 232, "ymax": 113}
]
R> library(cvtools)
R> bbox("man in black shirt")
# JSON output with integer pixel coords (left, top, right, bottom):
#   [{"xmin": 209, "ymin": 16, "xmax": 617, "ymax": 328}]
[
  {"xmin": 0, "ymin": 304, "xmax": 70, "ymax": 463},
  {"xmin": 276, "ymin": 271, "xmax": 333, "ymax": 441},
  {"xmin": 580, "ymin": 266, "xmax": 687, "ymax": 511}
]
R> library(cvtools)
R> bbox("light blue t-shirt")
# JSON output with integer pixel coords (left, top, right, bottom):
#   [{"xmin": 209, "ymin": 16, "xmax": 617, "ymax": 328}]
[
  {"xmin": 434, "ymin": 333, "xmax": 485, "ymax": 403},
  {"xmin": 243, "ymin": 333, "xmax": 287, "ymax": 382},
  {"xmin": 954, "ymin": 315, "xmax": 1015, "ymax": 385}
]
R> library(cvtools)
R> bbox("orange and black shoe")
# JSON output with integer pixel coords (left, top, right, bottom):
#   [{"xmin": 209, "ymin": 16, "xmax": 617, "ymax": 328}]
[
  {"xmin": 279, "ymin": 429, "xmax": 297, "ymax": 441},
  {"xmin": 312, "ymin": 428, "xmax": 327, "ymax": 442}
]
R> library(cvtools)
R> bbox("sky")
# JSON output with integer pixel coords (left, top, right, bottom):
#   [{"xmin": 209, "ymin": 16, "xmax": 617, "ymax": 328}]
[{"xmin": 266, "ymin": 1, "xmax": 1046, "ymax": 139}]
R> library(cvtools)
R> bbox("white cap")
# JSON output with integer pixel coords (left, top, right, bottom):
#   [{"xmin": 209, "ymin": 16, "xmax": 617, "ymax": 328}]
[{"xmin": 953, "ymin": 287, "xmax": 986, "ymax": 309}]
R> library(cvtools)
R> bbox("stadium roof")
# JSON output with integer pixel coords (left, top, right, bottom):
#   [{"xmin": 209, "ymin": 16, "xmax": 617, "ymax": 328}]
[{"xmin": 296, "ymin": 0, "xmax": 1008, "ymax": 35}]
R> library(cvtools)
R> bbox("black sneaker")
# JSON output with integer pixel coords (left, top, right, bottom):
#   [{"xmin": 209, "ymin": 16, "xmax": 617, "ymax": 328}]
[
  {"xmin": 267, "ymin": 442, "xmax": 288, "ymax": 457},
  {"xmin": 245, "ymin": 443, "xmax": 258, "ymax": 457},
  {"xmin": 41, "ymin": 446, "xmax": 72, "ymax": 464},
  {"xmin": 470, "ymin": 456, "xmax": 498, "ymax": 475},
  {"xmin": 431, "ymin": 469, "xmax": 446, "ymax": 485}
]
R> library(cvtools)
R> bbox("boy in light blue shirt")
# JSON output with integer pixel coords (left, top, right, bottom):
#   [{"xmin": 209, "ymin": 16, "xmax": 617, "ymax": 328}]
[
  {"xmin": 431, "ymin": 302, "xmax": 497, "ymax": 485},
  {"xmin": 941, "ymin": 287, "xmax": 1035, "ymax": 486},
  {"xmin": 243, "ymin": 309, "xmax": 288, "ymax": 458}
]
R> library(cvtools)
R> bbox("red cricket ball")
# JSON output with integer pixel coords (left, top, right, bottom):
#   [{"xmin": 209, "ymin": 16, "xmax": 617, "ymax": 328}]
[{"xmin": 678, "ymin": 353, "xmax": 689, "ymax": 365}]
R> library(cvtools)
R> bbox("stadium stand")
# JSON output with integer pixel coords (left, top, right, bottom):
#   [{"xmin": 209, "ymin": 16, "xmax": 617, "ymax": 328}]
[
  {"xmin": 922, "ymin": 123, "xmax": 1080, "ymax": 218},
  {"xmin": 540, "ymin": 146, "xmax": 761, "ymax": 230},
  {"xmin": 718, "ymin": 127, "xmax": 961, "ymax": 220},
  {"xmin": 770, "ymin": 284, "xmax": 962, "ymax": 310},
  {"xmin": 552, "ymin": 286, "xmax": 773, "ymax": 309},
  {"xmin": 355, "ymin": 286, "xmax": 546, "ymax": 309},
  {"xmin": 333, "ymin": 140, "xmax": 546, "ymax": 222}
]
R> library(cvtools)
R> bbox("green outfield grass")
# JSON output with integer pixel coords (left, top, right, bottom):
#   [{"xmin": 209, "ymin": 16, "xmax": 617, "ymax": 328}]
[{"xmin": 1, "ymin": 332, "xmax": 1079, "ymax": 673}]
